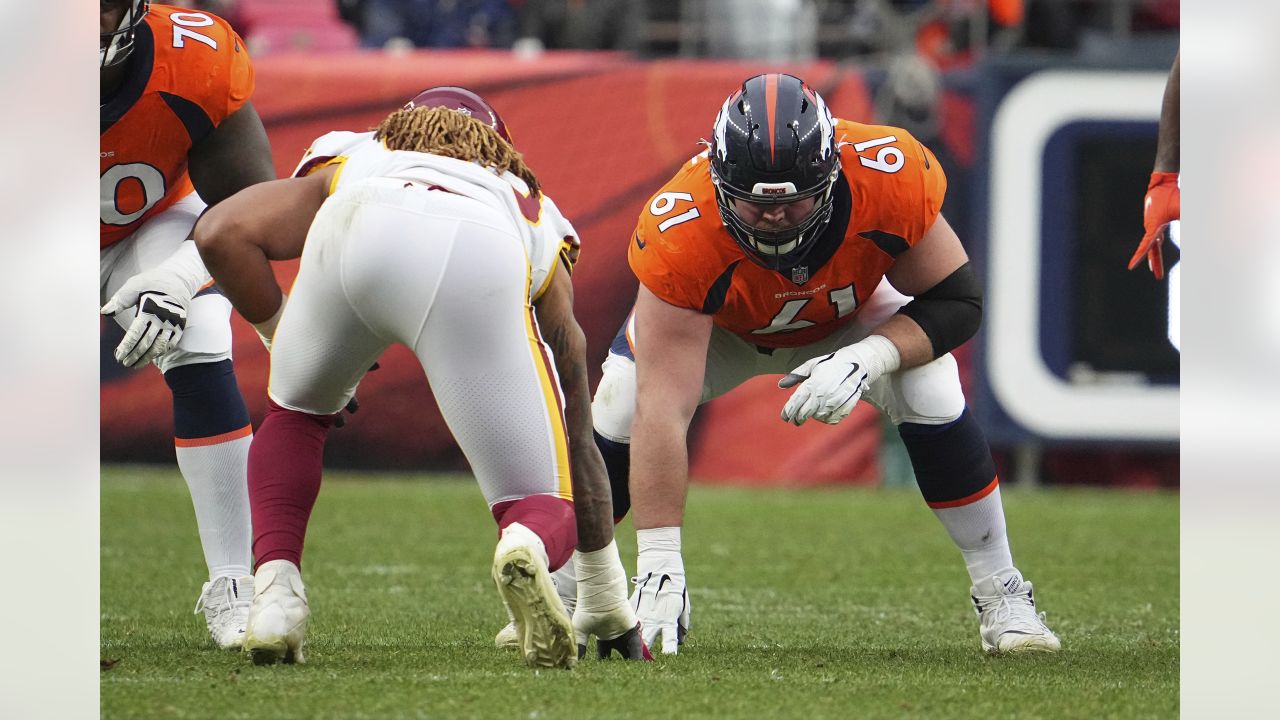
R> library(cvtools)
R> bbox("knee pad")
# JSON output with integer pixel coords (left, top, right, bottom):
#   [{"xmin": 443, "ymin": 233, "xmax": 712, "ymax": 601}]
[
  {"xmin": 898, "ymin": 408, "xmax": 998, "ymax": 506},
  {"xmin": 164, "ymin": 359, "xmax": 250, "ymax": 440},
  {"xmin": 156, "ymin": 290, "xmax": 234, "ymax": 373},
  {"xmin": 591, "ymin": 352, "xmax": 636, "ymax": 443},
  {"xmin": 863, "ymin": 352, "xmax": 966, "ymax": 426}
]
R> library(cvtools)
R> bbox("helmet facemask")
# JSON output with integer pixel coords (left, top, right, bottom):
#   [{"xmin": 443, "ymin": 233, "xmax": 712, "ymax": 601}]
[
  {"xmin": 101, "ymin": 0, "xmax": 150, "ymax": 69},
  {"xmin": 711, "ymin": 162, "xmax": 840, "ymax": 268}
]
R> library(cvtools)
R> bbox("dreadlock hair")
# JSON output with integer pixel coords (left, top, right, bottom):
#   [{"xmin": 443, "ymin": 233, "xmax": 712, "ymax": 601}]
[{"xmin": 374, "ymin": 106, "xmax": 540, "ymax": 197}]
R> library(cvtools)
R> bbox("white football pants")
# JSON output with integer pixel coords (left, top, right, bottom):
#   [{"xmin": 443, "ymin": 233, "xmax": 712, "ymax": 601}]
[
  {"xmin": 100, "ymin": 192, "xmax": 234, "ymax": 372},
  {"xmin": 593, "ymin": 277, "xmax": 967, "ymax": 442},
  {"xmin": 268, "ymin": 177, "xmax": 572, "ymax": 506}
]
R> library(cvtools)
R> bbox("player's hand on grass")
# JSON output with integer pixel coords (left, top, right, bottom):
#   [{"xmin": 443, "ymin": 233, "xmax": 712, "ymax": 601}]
[
  {"xmin": 590, "ymin": 623, "xmax": 653, "ymax": 661},
  {"xmin": 101, "ymin": 271, "xmax": 192, "ymax": 368},
  {"xmin": 632, "ymin": 528, "xmax": 690, "ymax": 655},
  {"xmin": 572, "ymin": 543, "xmax": 653, "ymax": 661},
  {"xmin": 1129, "ymin": 171, "xmax": 1179, "ymax": 279}
]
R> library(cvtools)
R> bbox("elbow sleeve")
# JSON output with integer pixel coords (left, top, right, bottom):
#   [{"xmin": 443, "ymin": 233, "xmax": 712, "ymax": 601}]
[{"xmin": 894, "ymin": 262, "xmax": 983, "ymax": 359}]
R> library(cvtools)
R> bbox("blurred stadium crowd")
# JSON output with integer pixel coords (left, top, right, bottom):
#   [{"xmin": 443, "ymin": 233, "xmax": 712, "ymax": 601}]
[{"xmin": 193, "ymin": 1, "xmax": 1178, "ymax": 62}]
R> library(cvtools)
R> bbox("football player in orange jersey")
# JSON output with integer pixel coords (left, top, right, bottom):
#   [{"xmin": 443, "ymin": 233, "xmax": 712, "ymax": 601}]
[
  {"xmin": 591, "ymin": 74, "xmax": 1061, "ymax": 655},
  {"xmin": 99, "ymin": 0, "xmax": 275, "ymax": 649}
]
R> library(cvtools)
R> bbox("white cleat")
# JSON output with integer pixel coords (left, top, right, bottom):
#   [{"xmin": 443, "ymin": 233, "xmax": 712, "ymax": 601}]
[
  {"xmin": 243, "ymin": 560, "xmax": 310, "ymax": 665},
  {"xmin": 495, "ymin": 620, "xmax": 521, "ymax": 651},
  {"xmin": 194, "ymin": 575, "xmax": 254, "ymax": 650},
  {"xmin": 971, "ymin": 569, "xmax": 1062, "ymax": 655},
  {"xmin": 496, "ymin": 562, "xmax": 576, "ymax": 651},
  {"xmin": 492, "ymin": 524, "xmax": 576, "ymax": 669}
]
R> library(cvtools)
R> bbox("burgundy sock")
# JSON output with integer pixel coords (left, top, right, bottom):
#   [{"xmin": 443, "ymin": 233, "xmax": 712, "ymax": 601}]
[
  {"xmin": 491, "ymin": 495, "xmax": 577, "ymax": 572},
  {"xmin": 249, "ymin": 399, "xmax": 335, "ymax": 570}
]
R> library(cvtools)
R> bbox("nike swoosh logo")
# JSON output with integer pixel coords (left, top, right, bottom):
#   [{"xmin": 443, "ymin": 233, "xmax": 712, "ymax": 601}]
[
  {"xmin": 634, "ymin": 233, "xmax": 646, "ymax": 250},
  {"xmin": 838, "ymin": 362, "xmax": 862, "ymax": 384}
]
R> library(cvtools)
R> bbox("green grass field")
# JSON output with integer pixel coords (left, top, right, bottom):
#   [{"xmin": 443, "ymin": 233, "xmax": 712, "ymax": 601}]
[{"xmin": 101, "ymin": 465, "xmax": 1178, "ymax": 719}]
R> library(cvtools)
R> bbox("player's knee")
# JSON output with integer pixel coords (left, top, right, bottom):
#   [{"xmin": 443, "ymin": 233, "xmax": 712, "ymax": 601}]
[
  {"xmin": 874, "ymin": 353, "xmax": 966, "ymax": 426},
  {"xmin": 898, "ymin": 408, "xmax": 997, "ymax": 506},
  {"xmin": 163, "ymin": 359, "xmax": 250, "ymax": 439},
  {"xmin": 593, "ymin": 430, "xmax": 632, "ymax": 522},
  {"xmin": 156, "ymin": 291, "xmax": 234, "ymax": 373},
  {"xmin": 591, "ymin": 353, "xmax": 636, "ymax": 442}
]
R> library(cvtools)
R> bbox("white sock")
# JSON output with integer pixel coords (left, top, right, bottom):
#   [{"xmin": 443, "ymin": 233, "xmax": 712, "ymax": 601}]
[
  {"xmin": 930, "ymin": 485, "xmax": 1015, "ymax": 584},
  {"xmin": 175, "ymin": 433, "xmax": 253, "ymax": 580},
  {"xmin": 551, "ymin": 558, "xmax": 577, "ymax": 612}
]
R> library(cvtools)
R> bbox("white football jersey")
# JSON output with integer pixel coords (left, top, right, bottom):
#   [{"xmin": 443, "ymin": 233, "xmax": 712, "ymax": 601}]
[{"xmin": 293, "ymin": 131, "xmax": 579, "ymax": 302}]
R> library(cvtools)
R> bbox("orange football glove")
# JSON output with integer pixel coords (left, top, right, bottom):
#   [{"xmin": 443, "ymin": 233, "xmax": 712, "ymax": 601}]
[{"xmin": 1129, "ymin": 171, "xmax": 1180, "ymax": 279}]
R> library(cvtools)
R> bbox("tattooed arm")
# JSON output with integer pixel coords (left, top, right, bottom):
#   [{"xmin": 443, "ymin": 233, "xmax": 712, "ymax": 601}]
[{"xmin": 533, "ymin": 261, "xmax": 613, "ymax": 552}]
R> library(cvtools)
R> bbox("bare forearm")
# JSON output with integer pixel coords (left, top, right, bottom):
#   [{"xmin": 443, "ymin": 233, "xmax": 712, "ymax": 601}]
[
  {"xmin": 193, "ymin": 216, "xmax": 282, "ymax": 324},
  {"xmin": 541, "ymin": 318, "xmax": 614, "ymax": 551},
  {"xmin": 627, "ymin": 285, "xmax": 708, "ymax": 531},
  {"xmin": 1154, "ymin": 53, "xmax": 1179, "ymax": 173},
  {"xmin": 630, "ymin": 410, "xmax": 691, "ymax": 530},
  {"xmin": 192, "ymin": 173, "xmax": 330, "ymax": 324},
  {"xmin": 559, "ymin": 356, "xmax": 614, "ymax": 552},
  {"xmin": 868, "ymin": 313, "xmax": 934, "ymax": 369}
]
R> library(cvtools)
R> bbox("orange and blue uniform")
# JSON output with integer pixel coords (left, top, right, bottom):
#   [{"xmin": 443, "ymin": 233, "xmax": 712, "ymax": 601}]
[
  {"xmin": 628, "ymin": 120, "xmax": 946, "ymax": 348},
  {"xmin": 100, "ymin": 5, "xmax": 253, "ymax": 248}
]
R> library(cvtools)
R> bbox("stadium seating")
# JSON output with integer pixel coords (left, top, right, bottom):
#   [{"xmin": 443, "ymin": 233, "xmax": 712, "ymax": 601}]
[{"xmin": 236, "ymin": 0, "xmax": 359, "ymax": 55}]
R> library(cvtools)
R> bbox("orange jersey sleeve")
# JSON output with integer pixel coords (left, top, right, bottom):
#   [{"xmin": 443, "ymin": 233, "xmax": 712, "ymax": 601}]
[
  {"xmin": 146, "ymin": 5, "xmax": 254, "ymax": 122},
  {"xmin": 627, "ymin": 153, "xmax": 742, "ymax": 313},
  {"xmin": 837, "ymin": 119, "xmax": 947, "ymax": 248},
  {"xmin": 99, "ymin": 5, "xmax": 255, "ymax": 248}
]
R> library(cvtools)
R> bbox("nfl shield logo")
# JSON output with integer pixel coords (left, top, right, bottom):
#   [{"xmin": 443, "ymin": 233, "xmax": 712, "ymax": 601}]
[{"xmin": 791, "ymin": 266, "xmax": 809, "ymax": 284}]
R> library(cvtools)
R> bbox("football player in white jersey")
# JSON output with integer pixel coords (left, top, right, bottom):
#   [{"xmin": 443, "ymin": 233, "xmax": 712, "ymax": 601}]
[{"xmin": 192, "ymin": 87, "xmax": 648, "ymax": 668}]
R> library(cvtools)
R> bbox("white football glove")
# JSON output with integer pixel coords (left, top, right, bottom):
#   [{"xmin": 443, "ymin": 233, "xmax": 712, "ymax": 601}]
[
  {"xmin": 631, "ymin": 527, "xmax": 690, "ymax": 655},
  {"xmin": 101, "ymin": 271, "xmax": 193, "ymax": 368},
  {"xmin": 101, "ymin": 241, "xmax": 210, "ymax": 369},
  {"xmin": 779, "ymin": 335, "xmax": 901, "ymax": 426}
]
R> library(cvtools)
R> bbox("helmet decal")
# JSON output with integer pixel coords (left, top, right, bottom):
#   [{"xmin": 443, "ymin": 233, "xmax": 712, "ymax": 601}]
[
  {"xmin": 712, "ymin": 92, "xmax": 737, "ymax": 163},
  {"xmin": 808, "ymin": 84, "xmax": 835, "ymax": 160}
]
